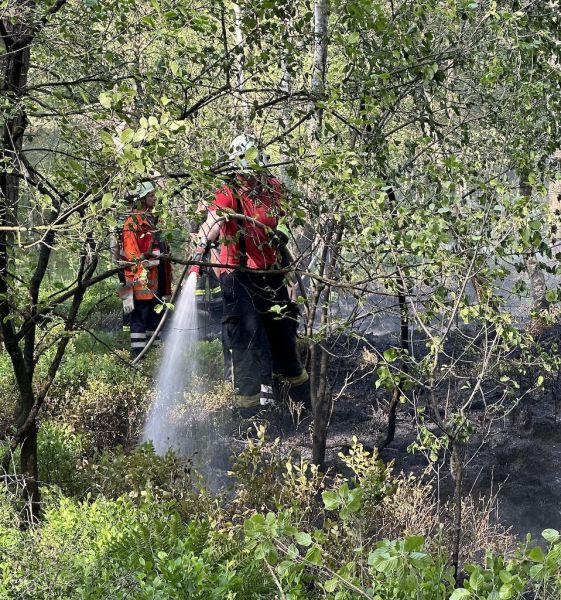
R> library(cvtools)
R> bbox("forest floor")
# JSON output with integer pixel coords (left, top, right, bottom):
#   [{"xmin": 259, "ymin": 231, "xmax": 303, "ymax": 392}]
[
  {"xmin": 323, "ymin": 326, "xmax": 561, "ymax": 542},
  {"xmin": 185, "ymin": 325, "xmax": 561, "ymax": 543}
]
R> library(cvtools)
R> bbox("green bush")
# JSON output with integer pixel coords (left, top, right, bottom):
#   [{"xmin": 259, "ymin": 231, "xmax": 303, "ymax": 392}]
[
  {"xmin": 1, "ymin": 339, "xmax": 154, "ymax": 448},
  {"xmin": 36, "ymin": 424, "xmax": 201, "ymax": 505},
  {"xmin": 44, "ymin": 348, "xmax": 154, "ymax": 449},
  {"xmin": 37, "ymin": 421, "xmax": 92, "ymax": 497},
  {"xmin": 2, "ymin": 436, "xmax": 561, "ymax": 599},
  {"xmin": 85, "ymin": 442, "xmax": 202, "ymax": 506}
]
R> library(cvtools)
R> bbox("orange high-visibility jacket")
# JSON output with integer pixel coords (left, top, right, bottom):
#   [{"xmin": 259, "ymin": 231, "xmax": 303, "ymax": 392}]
[{"xmin": 122, "ymin": 210, "xmax": 159, "ymax": 300}]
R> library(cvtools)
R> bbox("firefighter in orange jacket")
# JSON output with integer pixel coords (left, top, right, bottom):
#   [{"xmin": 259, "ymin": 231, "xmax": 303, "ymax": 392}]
[{"xmin": 122, "ymin": 181, "xmax": 172, "ymax": 357}]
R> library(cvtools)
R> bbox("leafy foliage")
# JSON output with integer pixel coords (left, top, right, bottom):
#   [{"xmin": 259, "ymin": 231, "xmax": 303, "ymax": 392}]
[{"xmin": 1, "ymin": 453, "xmax": 560, "ymax": 599}]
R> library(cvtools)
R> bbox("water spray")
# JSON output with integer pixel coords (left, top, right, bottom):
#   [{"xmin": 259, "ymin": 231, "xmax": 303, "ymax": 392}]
[{"xmin": 140, "ymin": 214, "xmax": 308, "ymax": 484}]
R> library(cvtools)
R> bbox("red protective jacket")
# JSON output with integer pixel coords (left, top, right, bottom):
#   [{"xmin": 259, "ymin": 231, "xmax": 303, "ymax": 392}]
[{"xmin": 210, "ymin": 176, "xmax": 284, "ymax": 274}]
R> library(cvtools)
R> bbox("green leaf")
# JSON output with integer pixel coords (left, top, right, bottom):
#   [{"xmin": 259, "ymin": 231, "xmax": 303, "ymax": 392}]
[
  {"xmin": 345, "ymin": 487, "xmax": 363, "ymax": 514},
  {"xmin": 499, "ymin": 583, "xmax": 514, "ymax": 599},
  {"xmin": 101, "ymin": 192, "xmax": 113, "ymax": 209},
  {"xmin": 322, "ymin": 490, "xmax": 339, "ymax": 510},
  {"xmin": 99, "ymin": 130, "xmax": 114, "ymax": 147},
  {"xmin": 120, "ymin": 128, "xmax": 134, "ymax": 144},
  {"xmin": 383, "ymin": 347, "xmax": 397, "ymax": 362},
  {"xmin": 529, "ymin": 563, "xmax": 544, "ymax": 580},
  {"xmin": 368, "ymin": 548, "xmax": 399, "ymax": 573},
  {"xmin": 304, "ymin": 546, "xmax": 322, "ymax": 566},
  {"xmin": 499, "ymin": 570, "xmax": 513, "ymax": 584},
  {"xmin": 404, "ymin": 535, "xmax": 424, "ymax": 552},
  {"xmin": 99, "ymin": 92, "xmax": 112, "ymax": 108},
  {"xmin": 134, "ymin": 129, "xmax": 147, "ymax": 143},
  {"xmin": 449, "ymin": 590, "xmax": 471, "ymax": 600},
  {"xmin": 245, "ymin": 146, "xmax": 258, "ymax": 162},
  {"xmin": 294, "ymin": 531, "xmax": 312, "ymax": 547},
  {"xmin": 542, "ymin": 529, "xmax": 560, "ymax": 544},
  {"xmin": 368, "ymin": 549, "xmax": 389, "ymax": 570},
  {"xmin": 527, "ymin": 546, "xmax": 545, "ymax": 562}
]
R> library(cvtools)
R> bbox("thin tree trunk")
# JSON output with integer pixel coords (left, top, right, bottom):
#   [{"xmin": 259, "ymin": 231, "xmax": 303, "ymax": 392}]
[
  {"xmin": 306, "ymin": 0, "xmax": 329, "ymax": 468},
  {"xmin": 310, "ymin": 0, "xmax": 328, "ymax": 141},
  {"xmin": 232, "ymin": 2, "xmax": 251, "ymax": 129},
  {"xmin": 20, "ymin": 423, "xmax": 39, "ymax": 522},
  {"xmin": 380, "ymin": 187, "xmax": 411, "ymax": 448},
  {"xmin": 311, "ymin": 225, "xmax": 342, "ymax": 468},
  {"xmin": 450, "ymin": 441, "xmax": 463, "ymax": 580},
  {"xmin": 380, "ymin": 288, "xmax": 409, "ymax": 448},
  {"xmin": 520, "ymin": 180, "xmax": 549, "ymax": 313},
  {"xmin": 279, "ymin": 15, "xmax": 293, "ymax": 188},
  {"xmin": 312, "ymin": 302, "xmax": 330, "ymax": 467}
]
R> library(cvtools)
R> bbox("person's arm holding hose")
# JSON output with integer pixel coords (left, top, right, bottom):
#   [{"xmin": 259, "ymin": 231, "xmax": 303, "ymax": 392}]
[{"xmin": 189, "ymin": 209, "xmax": 222, "ymax": 277}]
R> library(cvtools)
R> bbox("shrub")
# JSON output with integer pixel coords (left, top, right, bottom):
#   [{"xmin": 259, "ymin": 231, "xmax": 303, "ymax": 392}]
[
  {"xmin": 37, "ymin": 421, "xmax": 92, "ymax": 497},
  {"xmin": 0, "ymin": 491, "xmax": 167, "ymax": 599},
  {"xmin": 84, "ymin": 442, "xmax": 205, "ymax": 509},
  {"xmin": 1, "ymin": 438, "xmax": 561, "ymax": 599},
  {"xmin": 36, "ymin": 427, "xmax": 207, "ymax": 509},
  {"xmin": 44, "ymin": 349, "xmax": 153, "ymax": 449}
]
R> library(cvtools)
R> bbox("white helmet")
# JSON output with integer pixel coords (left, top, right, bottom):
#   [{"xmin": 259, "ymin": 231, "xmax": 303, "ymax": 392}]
[{"xmin": 228, "ymin": 134, "xmax": 268, "ymax": 170}]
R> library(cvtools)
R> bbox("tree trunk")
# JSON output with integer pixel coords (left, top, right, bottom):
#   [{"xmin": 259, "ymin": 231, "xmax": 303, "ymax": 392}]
[
  {"xmin": 306, "ymin": 0, "xmax": 330, "ymax": 468},
  {"xmin": 232, "ymin": 3, "xmax": 251, "ymax": 129},
  {"xmin": 380, "ymin": 289, "xmax": 409, "ymax": 448},
  {"xmin": 520, "ymin": 180, "xmax": 549, "ymax": 313},
  {"xmin": 20, "ymin": 422, "xmax": 39, "ymax": 523},
  {"xmin": 450, "ymin": 441, "xmax": 464, "ymax": 580},
  {"xmin": 0, "ymin": 16, "xmax": 41, "ymax": 516},
  {"xmin": 312, "ymin": 296, "xmax": 330, "ymax": 467},
  {"xmin": 310, "ymin": 0, "xmax": 328, "ymax": 141}
]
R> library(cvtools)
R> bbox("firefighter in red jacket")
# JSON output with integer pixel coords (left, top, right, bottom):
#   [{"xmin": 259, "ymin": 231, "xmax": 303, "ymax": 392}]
[
  {"xmin": 122, "ymin": 181, "xmax": 172, "ymax": 357},
  {"xmin": 190, "ymin": 135, "xmax": 310, "ymax": 416}
]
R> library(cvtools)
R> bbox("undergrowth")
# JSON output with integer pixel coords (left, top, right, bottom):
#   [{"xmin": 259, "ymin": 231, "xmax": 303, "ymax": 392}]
[{"xmin": 1, "ymin": 429, "xmax": 559, "ymax": 599}]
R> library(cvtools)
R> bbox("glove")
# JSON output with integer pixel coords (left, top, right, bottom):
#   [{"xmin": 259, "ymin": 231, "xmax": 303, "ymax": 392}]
[
  {"xmin": 118, "ymin": 286, "xmax": 134, "ymax": 314},
  {"xmin": 188, "ymin": 251, "xmax": 204, "ymax": 277},
  {"xmin": 123, "ymin": 293, "xmax": 134, "ymax": 314},
  {"xmin": 142, "ymin": 248, "xmax": 161, "ymax": 266}
]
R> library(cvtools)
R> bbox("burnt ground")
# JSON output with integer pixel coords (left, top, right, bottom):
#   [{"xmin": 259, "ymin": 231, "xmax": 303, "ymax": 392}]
[
  {"xmin": 187, "ymin": 325, "xmax": 561, "ymax": 543},
  {"xmin": 318, "ymin": 326, "xmax": 561, "ymax": 542}
]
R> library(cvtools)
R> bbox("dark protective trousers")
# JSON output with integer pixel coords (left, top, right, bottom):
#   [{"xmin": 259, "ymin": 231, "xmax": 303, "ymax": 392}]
[
  {"xmin": 129, "ymin": 298, "xmax": 161, "ymax": 357},
  {"xmin": 220, "ymin": 271, "xmax": 309, "ymax": 408}
]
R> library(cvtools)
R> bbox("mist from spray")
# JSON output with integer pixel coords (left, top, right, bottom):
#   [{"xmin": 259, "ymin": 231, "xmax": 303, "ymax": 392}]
[{"xmin": 142, "ymin": 272, "xmax": 231, "ymax": 489}]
